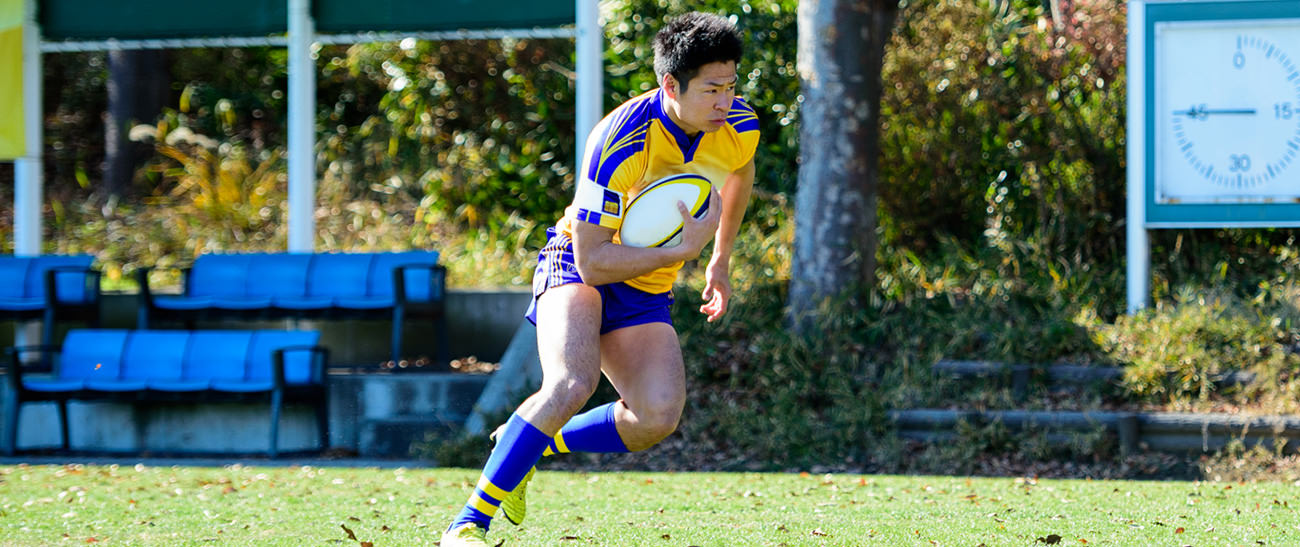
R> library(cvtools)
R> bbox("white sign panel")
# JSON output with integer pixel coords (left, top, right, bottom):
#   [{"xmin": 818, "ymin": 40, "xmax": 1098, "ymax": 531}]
[{"xmin": 1154, "ymin": 19, "xmax": 1300, "ymax": 204}]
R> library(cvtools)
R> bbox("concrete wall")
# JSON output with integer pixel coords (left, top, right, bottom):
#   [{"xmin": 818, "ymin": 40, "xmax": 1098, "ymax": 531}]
[
  {"xmin": 330, "ymin": 373, "xmax": 491, "ymax": 457},
  {"xmin": 2, "ymin": 370, "xmax": 494, "ymax": 458}
]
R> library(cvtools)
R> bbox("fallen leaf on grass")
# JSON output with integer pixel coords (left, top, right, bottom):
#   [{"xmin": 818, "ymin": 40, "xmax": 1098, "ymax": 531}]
[
  {"xmin": 811, "ymin": 528, "xmax": 828, "ymax": 537},
  {"xmin": 341, "ymin": 524, "xmax": 358, "ymax": 541},
  {"xmin": 1175, "ymin": 527, "xmax": 1185, "ymax": 534},
  {"xmin": 1037, "ymin": 534, "xmax": 1062, "ymax": 544}
]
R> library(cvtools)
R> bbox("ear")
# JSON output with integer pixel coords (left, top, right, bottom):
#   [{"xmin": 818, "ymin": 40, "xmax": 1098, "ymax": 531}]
[{"xmin": 661, "ymin": 73, "xmax": 679, "ymax": 99}]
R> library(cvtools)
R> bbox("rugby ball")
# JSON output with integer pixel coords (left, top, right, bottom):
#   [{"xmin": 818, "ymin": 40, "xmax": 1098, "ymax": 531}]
[{"xmin": 617, "ymin": 174, "xmax": 712, "ymax": 248}]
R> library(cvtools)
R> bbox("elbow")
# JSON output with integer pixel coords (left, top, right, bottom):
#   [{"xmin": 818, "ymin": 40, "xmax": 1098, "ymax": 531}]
[
  {"xmin": 575, "ymin": 263, "xmax": 597, "ymax": 285},
  {"xmin": 573, "ymin": 250, "xmax": 601, "ymax": 285}
]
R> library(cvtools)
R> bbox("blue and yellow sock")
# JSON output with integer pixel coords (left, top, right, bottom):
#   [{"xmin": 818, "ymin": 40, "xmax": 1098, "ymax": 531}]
[
  {"xmin": 448, "ymin": 413, "xmax": 550, "ymax": 532},
  {"xmin": 544, "ymin": 402, "xmax": 630, "ymax": 456}
]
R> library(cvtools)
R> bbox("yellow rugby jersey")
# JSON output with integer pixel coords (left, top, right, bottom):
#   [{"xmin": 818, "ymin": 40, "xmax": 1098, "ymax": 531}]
[{"xmin": 559, "ymin": 89, "xmax": 760, "ymax": 294}]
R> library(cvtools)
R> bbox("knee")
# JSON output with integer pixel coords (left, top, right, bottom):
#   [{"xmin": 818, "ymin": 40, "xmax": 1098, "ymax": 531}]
[{"xmin": 632, "ymin": 397, "xmax": 684, "ymax": 447}]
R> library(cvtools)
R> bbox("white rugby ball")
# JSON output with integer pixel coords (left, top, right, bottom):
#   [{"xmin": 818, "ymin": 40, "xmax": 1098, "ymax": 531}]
[{"xmin": 617, "ymin": 173, "xmax": 712, "ymax": 248}]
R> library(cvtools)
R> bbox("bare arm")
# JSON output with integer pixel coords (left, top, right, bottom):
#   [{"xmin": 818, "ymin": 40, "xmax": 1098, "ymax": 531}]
[
  {"xmin": 699, "ymin": 158, "xmax": 756, "ymax": 322},
  {"xmin": 572, "ymin": 187, "xmax": 723, "ymax": 287},
  {"xmin": 709, "ymin": 158, "xmax": 755, "ymax": 268}
]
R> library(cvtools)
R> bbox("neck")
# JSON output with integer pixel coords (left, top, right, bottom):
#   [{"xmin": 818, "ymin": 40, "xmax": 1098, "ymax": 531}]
[{"xmin": 661, "ymin": 90, "xmax": 700, "ymax": 137}]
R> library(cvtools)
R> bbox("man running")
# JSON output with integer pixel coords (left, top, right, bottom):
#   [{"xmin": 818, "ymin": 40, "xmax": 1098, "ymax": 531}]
[{"xmin": 442, "ymin": 11, "xmax": 758, "ymax": 545}]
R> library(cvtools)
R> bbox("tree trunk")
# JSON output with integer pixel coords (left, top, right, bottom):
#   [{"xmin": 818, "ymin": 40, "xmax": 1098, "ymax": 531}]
[
  {"xmin": 104, "ymin": 49, "xmax": 169, "ymax": 198},
  {"xmin": 788, "ymin": 0, "xmax": 897, "ymax": 332}
]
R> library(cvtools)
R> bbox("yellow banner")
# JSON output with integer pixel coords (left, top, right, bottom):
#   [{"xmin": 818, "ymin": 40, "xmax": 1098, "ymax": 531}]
[{"xmin": 0, "ymin": 0, "xmax": 24, "ymax": 160}]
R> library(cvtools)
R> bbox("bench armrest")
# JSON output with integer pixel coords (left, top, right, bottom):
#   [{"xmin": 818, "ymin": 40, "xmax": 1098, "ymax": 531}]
[
  {"xmin": 5, "ymin": 345, "xmax": 61, "ymax": 389},
  {"xmin": 44, "ymin": 266, "xmax": 102, "ymax": 305},
  {"xmin": 392, "ymin": 263, "xmax": 446, "ymax": 304},
  {"xmin": 271, "ymin": 345, "xmax": 331, "ymax": 387}
]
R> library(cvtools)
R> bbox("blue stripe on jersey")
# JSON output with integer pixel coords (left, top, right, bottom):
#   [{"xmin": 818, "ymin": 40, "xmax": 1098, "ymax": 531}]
[
  {"xmin": 730, "ymin": 96, "xmax": 756, "ymax": 115},
  {"xmin": 585, "ymin": 94, "xmax": 653, "ymax": 187},
  {"xmin": 728, "ymin": 97, "xmax": 759, "ymax": 133},
  {"xmin": 652, "ymin": 90, "xmax": 704, "ymax": 163}
]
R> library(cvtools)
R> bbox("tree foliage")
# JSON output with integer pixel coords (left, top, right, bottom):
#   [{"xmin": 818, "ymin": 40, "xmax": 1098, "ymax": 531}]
[{"xmin": 2, "ymin": 0, "xmax": 1291, "ymax": 302}]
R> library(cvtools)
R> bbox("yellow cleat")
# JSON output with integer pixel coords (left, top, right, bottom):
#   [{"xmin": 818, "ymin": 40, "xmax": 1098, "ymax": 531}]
[
  {"xmin": 500, "ymin": 467, "xmax": 535, "ymax": 525},
  {"xmin": 440, "ymin": 523, "xmax": 490, "ymax": 547}
]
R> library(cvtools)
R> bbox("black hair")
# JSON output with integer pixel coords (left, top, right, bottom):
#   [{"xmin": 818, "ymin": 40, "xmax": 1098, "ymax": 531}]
[{"xmin": 652, "ymin": 12, "xmax": 743, "ymax": 93}]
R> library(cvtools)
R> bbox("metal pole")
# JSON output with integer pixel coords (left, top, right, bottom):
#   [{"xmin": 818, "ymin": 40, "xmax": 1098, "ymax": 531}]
[
  {"xmin": 1125, "ymin": 0, "xmax": 1149, "ymax": 314},
  {"xmin": 575, "ymin": 0, "xmax": 603, "ymax": 163},
  {"xmin": 287, "ymin": 0, "xmax": 316, "ymax": 252},
  {"xmin": 14, "ymin": 0, "xmax": 41, "ymax": 256}
]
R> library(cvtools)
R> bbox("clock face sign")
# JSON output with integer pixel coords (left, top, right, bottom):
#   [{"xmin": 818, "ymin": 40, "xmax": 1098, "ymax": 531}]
[{"xmin": 1155, "ymin": 19, "xmax": 1300, "ymax": 203}]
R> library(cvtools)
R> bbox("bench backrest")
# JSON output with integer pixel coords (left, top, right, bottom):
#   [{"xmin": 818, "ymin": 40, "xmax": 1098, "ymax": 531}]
[
  {"xmin": 60, "ymin": 330, "xmax": 130, "ymax": 380},
  {"xmin": 247, "ymin": 330, "xmax": 321, "ymax": 384},
  {"xmin": 245, "ymin": 254, "xmax": 313, "ymax": 299},
  {"xmin": 188, "ymin": 254, "xmax": 254, "ymax": 298},
  {"xmin": 183, "ymin": 251, "xmax": 440, "ymax": 303},
  {"xmin": 368, "ymin": 251, "xmax": 441, "ymax": 302},
  {"xmin": 184, "ymin": 331, "xmax": 255, "ymax": 382},
  {"xmin": 121, "ymin": 331, "xmax": 190, "ymax": 382},
  {"xmin": 0, "ymin": 255, "xmax": 96, "ymax": 303},
  {"xmin": 57, "ymin": 329, "xmax": 323, "ymax": 386},
  {"xmin": 306, "ymin": 253, "xmax": 373, "ymax": 299},
  {"xmin": 0, "ymin": 257, "xmax": 33, "ymax": 300}
]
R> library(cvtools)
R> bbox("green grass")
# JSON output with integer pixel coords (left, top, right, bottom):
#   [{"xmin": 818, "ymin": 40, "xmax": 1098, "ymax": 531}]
[{"xmin": 2, "ymin": 464, "xmax": 1298, "ymax": 546}]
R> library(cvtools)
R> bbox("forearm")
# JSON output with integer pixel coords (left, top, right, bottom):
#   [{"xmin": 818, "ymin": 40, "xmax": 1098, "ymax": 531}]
[
  {"xmin": 574, "ymin": 239, "xmax": 688, "ymax": 287},
  {"xmin": 710, "ymin": 163, "xmax": 755, "ymax": 266},
  {"xmin": 572, "ymin": 220, "xmax": 693, "ymax": 286}
]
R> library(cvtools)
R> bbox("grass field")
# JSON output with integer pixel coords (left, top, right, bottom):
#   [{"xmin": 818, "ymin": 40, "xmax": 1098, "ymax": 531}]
[{"xmin": 1, "ymin": 464, "xmax": 1297, "ymax": 546}]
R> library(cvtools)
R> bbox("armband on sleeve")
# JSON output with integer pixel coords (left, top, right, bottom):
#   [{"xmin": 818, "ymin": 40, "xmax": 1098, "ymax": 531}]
[{"xmin": 572, "ymin": 176, "xmax": 625, "ymax": 230}]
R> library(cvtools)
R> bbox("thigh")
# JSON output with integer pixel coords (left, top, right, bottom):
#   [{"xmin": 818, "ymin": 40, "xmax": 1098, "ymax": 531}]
[
  {"xmin": 534, "ymin": 283, "xmax": 603, "ymax": 377},
  {"xmin": 518, "ymin": 283, "xmax": 605, "ymax": 432},
  {"xmin": 598, "ymin": 322, "xmax": 686, "ymax": 413}
]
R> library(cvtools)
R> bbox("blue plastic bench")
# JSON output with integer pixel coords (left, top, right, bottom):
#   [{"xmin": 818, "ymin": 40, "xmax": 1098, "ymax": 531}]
[
  {"xmin": 0, "ymin": 255, "xmax": 101, "ymax": 348},
  {"xmin": 4, "ymin": 328, "xmax": 329, "ymax": 457},
  {"xmin": 136, "ymin": 251, "xmax": 446, "ymax": 363}
]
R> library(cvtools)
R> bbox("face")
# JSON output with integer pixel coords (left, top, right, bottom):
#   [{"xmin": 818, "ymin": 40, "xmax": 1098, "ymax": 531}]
[{"xmin": 663, "ymin": 61, "xmax": 737, "ymax": 135}]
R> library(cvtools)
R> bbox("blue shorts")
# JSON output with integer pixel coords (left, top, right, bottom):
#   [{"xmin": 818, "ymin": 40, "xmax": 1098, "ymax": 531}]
[{"xmin": 524, "ymin": 227, "xmax": 674, "ymax": 335}]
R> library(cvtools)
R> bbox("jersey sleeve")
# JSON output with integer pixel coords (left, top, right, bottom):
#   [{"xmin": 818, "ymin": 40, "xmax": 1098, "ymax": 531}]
[
  {"xmin": 571, "ymin": 106, "xmax": 649, "ymax": 230},
  {"xmin": 727, "ymin": 97, "xmax": 761, "ymax": 171}
]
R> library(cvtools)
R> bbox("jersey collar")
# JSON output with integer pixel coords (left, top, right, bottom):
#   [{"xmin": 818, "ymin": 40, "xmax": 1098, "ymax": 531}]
[{"xmin": 653, "ymin": 89, "xmax": 704, "ymax": 163}]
